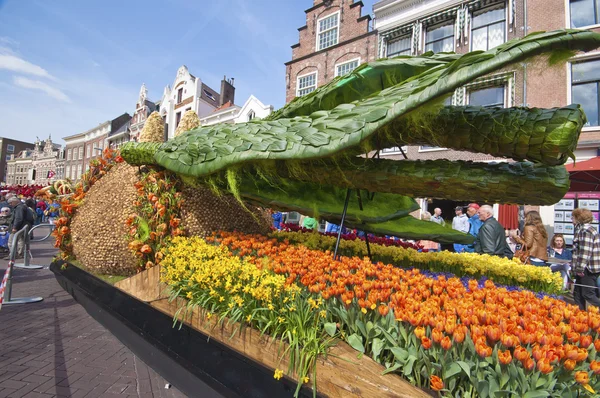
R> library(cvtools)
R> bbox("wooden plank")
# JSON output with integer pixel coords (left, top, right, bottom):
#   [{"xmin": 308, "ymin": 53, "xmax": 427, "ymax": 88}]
[
  {"xmin": 114, "ymin": 265, "xmax": 167, "ymax": 302},
  {"xmin": 152, "ymin": 299, "xmax": 429, "ymax": 398}
]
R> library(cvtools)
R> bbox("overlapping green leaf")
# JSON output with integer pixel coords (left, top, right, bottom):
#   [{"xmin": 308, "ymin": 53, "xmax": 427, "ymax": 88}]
[
  {"xmin": 360, "ymin": 217, "xmax": 474, "ymax": 244},
  {"xmin": 121, "ymin": 29, "xmax": 600, "ymax": 176},
  {"xmin": 277, "ymin": 158, "xmax": 570, "ymax": 205},
  {"xmin": 237, "ymin": 177, "xmax": 419, "ymax": 224}
]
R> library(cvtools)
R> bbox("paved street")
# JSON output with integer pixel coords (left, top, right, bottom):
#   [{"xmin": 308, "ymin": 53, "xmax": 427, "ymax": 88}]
[{"xmin": 0, "ymin": 237, "xmax": 185, "ymax": 398}]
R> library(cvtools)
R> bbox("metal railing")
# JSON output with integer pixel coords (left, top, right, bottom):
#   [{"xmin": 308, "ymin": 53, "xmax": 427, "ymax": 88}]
[
  {"xmin": 1, "ymin": 225, "xmax": 43, "ymax": 306},
  {"xmin": 29, "ymin": 223, "xmax": 55, "ymax": 243}
]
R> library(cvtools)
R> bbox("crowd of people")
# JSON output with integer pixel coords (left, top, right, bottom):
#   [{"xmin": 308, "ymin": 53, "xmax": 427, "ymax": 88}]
[
  {"xmin": 0, "ymin": 193, "xmax": 59, "ymax": 259},
  {"xmin": 272, "ymin": 205, "xmax": 600, "ymax": 310}
]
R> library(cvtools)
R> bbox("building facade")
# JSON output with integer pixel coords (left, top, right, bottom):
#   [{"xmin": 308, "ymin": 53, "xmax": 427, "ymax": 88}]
[
  {"xmin": 200, "ymin": 95, "xmax": 274, "ymax": 126},
  {"xmin": 5, "ymin": 150, "xmax": 33, "ymax": 186},
  {"xmin": 64, "ymin": 113, "xmax": 130, "ymax": 181},
  {"xmin": 111, "ymin": 83, "xmax": 157, "ymax": 146},
  {"xmin": 158, "ymin": 66, "xmax": 235, "ymax": 140},
  {"xmin": 373, "ymin": 0, "xmax": 526, "ymax": 164},
  {"xmin": 285, "ymin": 0, "xmax": 378, "ymax": 103},
  {"xmin": 0, "ymin": 138, "xmax": 35, "ymax": 183},
  {"xmin": 5, "ymin": 137, "xmax": 64, "ymax": 186}
]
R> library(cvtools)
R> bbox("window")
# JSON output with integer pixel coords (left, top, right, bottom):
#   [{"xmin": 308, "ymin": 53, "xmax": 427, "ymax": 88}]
[
  {"xmin": 177, "ymin": 88, "xmax": 183, "ymax": 103},
  {"xmin": 570, "ymin": 0, "xmax": 600, "ymax": 28},
  {"xmin": 387, "ymin": 36, "xmax": 411, "ymax": 57},
  {"xmin": 297, "ymin": 72, "xmax": 317, "ymax": 97},
  {"xmin": 247, "ymin": 110, "xmax": 255, "ymax": 121},
  {"xmin": 5, "ymin": 155, "xmax": 11, "ymax": 161},
  {"xmin": 425, "ymin": 22, "xmax": 454, "ymax": 53},
  {"xmin": 572, "ymin": 59, "xmax": 600, "ymax": 127},
  {"xmin": 67, "ymin": 149, "xmax": 71, "ymax": 161},
  {"xmin": 203, "ymin": 89, "xmax": 216, "ymax": 101},
  {"xmin": 469, "ymin": 86, "xmax": 505, "ymax": 108},
  {"xmin": 380, "ymin": 146, "xmax": 408, "ymax": 155},
  {"xmin": 472, "ymin": 6, "xmax": 506, "ymax": 51},
  {"xmin": 317, "ymin": 12, "xmax": 339, "ymax": 50},
  {"xmin": 66, "ymin": 166, "xmax": 71, "ymax": 179},
  {"xmin": 176, "ymin": 112, "xmax": 182, "ymax": 127},
  {"xmin": 6, "ymin": 144, "xmax": 14, "ymax": 153},
  {"xmin": 86, "ymin": 144, "xmax": 91, "ymax": 158},
  {"xmin": 335, "ymin": 58, "xmax": 360, "ymax": 77},
  {"xmin": 77, "ymin": 164, "xmax": 82, "ymax": 180}
]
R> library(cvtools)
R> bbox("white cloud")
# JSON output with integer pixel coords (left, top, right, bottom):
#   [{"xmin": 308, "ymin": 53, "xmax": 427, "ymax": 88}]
[
  {"xmin": 0, "ymin": 53, "xmax": 55, "ymax": 80},
  {"xmin": 13, "ymin": 76, "xmax": 70, "ymax": 102}
]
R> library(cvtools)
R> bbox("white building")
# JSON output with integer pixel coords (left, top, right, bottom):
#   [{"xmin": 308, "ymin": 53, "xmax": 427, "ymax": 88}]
[
  {"xmin": 109, "ymin": 83, "xmax": 157, "ymax": 147},
  {"xmin": 200, "ymin": 95, "xmax": 273, "ymax": 126},
  {"xmin": 159, "ymin": 66, "xmax": 235, "ymax": 139}
]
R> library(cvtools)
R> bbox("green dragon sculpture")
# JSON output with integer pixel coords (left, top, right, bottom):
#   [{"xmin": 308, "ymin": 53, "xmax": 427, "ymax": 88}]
[{"xmin": 121, "ymin": 29, "xmax": 600, "ymax": 244}]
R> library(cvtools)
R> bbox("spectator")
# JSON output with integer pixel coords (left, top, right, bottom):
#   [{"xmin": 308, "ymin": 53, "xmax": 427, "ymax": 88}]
[
  {"xmin": 418, "ymin": 211, "xmax": 441, "ymax": 252},
  {"xmin": 302, "ymin": 216, "xmax": 318, "ymax": 230},
  {"xmin": 547, "ymin": 233, "xmax": 573, "ymax": 290},
  {"xmin": 0, "ymin": 207, "xmax": 11, "ymax": 226},
  {"xmin": 45, "ymin": 200, "xmax": 60, "ymax": 224},
  {"xmin": 548, "ymin": 233, "xmax": 572, "ymax": 260},
  {"xmin": 571, "ymin": 208, "xmax": 600, "ymax": 310},
  {"xmin": 452, "ymin": 206, "xmax": 470, "ymax": 252},
  {"xmin": 431, "ymin": 208, "xmax": 445, "ymax": 226},
  {"xmin": 510, "ymin": 211, "xmax": 548, "ymax": 266},
  {"xmin": 326, "ymin": 222, "xmax": 340, "ymax": 234},
  {"xmin": 7, "ymin": 196, "xmax": 33, "ymax": 259},
  {"xmin": 0, "ymin": 207, "xmax": 10, "ymax": 252},
  {"xmin": 272, "ymin": 211, "xmax": 283, "ymax": 230},
  {"xmin": 464, "ymin": 203, "xmax": 483, "ymax": 253},
  {"xmin": 474, "ymin": 205, "xmax": 513, "ymax": 258}
]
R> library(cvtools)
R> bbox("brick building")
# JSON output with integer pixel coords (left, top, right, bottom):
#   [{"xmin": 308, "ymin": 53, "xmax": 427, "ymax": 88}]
[
  {"xmin": 0, "ymin": 138, "xmax": 34, "ymax": 183},
  {"xmin": 5, "ymin": 137, "xmax": 64, "ymax": 186},
  {"xmin": 285, "ymin": 0, "xmax": 378, "ymax": 103},
  {"xmin": 63, "ymin": 113, "xmax": 130, "ymax": 181}
]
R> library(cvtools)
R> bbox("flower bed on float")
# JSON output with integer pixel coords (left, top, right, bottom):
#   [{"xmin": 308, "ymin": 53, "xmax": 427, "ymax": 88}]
[
  {"xmin": 160, "ymin": 231, "xmax": 599, "ymax": 397},
  {"xmin": 271, "ymin": 230, "xmax": 563, "ymax": 295}
]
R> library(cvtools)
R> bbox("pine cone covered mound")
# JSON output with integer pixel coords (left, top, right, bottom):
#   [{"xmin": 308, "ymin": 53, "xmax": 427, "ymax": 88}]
[
  {"xmin": 181, "ymin": 185, "xmax": 272, "ymax": 237},
  {"xmin": 70, "ymin": 162, "xmax": 139, "ymax": 275}
]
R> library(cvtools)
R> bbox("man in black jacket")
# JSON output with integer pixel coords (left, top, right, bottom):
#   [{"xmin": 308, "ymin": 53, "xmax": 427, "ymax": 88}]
[
  {"xmin": 474, "ymin": 205, "xmax": 513, "ymax": 258},
  {"xmin": 7, "ymin": 197, "xmax": 34, "ymax": 259}
]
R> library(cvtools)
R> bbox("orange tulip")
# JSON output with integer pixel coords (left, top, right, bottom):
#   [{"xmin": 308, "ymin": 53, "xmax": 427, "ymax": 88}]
[
  {"xmin": 523, "ymin": 358, "xmax": 535, "ymax": 371},
  {"xmin": 580, "ymin": 334, "xmax": 592, "ymax": 349},
  {"xmin": 441, "ymin": 336, "xmax": 452, "ymax": 351},
  {"xmin": 140, "ymin": 244, "xmax": 152, "ymax": 254},
  {"xmin": 378, "ymin": 304, "xmax": 389, "ymax": 317},
  {"xmin": 564, "ymin": 359, "xmax": 576, "ymax": 371},
  {"xmin": 514, "ymin": 345, "xmax": 530, "ymax": 362},
  {"xmin": 421, "ymin": 336, "xmax": 432, "ymax": 349},
  {"xmin": 590, "ymin": 361, "xmax": 600, "ymax": 375},
  {"xmin": 453, "ymin": 328, "xmax": 466, "ymax": 344},
  {"xmin": 498, "ymin": 350, "xmax": 512, "ymax": 365},
  {"xmin": 537, "ymin": 358, "xmax": 554, "ymax": 374},
  {"xmin": 430, "ymin": 375, "xmax": 444, "ymax": 391},
  {"xmin": 575, "ymin": 371, "xmax": 589, "ymax": 385},
  {"xmin": 500, "ymin": 332, "xmax": 517, "ymax": 348},
  {"xmin": 594, "ymin": 339, "xmax": 600, "ymax": 351}
]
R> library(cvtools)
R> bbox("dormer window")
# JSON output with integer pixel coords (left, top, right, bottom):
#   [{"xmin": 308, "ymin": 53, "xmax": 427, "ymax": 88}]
[{"xmin": 203, "ymin": 89, "xmax": 216, "ymax": 101}]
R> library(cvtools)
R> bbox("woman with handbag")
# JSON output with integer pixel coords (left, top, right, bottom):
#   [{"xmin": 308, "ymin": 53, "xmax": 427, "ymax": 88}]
[{"xmin": 510, "ymin": 211, "xmax": 548, "ymax": 266}]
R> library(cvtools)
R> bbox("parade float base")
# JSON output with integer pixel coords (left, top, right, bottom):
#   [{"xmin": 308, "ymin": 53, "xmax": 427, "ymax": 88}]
[{"xmin": 111, "ymin": 265, "xmax": 429, "ymax": 398}]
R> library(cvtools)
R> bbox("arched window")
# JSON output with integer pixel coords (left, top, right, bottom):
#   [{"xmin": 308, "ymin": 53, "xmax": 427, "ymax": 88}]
[{"xmin": 248, "ymin": 110, "xmax": 255, "ymax": 121}]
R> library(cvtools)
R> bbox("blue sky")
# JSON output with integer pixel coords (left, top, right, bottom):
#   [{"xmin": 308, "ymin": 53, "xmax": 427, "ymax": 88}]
[{"xmin": 0, "ymin": 0, "xmax": 376, "ymax": 146}]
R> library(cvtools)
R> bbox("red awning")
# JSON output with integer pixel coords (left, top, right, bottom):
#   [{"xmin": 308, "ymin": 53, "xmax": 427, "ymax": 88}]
[
  {"xmin": 566, "ymin": 157, "xmax": 600, "ymax": 192},
  {"xmin": 498, "ymin": 204, "xmax": 519, "ymax": 230}
]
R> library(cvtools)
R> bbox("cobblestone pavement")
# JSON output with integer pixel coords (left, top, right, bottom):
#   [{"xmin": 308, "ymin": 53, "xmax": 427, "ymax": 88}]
[{"xmin": 0, "ymin": 239, "xmax": 186, "ymax": 398}]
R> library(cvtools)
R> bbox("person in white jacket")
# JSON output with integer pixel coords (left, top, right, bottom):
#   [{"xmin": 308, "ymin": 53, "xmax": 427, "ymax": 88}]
[{"xmin": 452, "ymin": 206, "xmax": 470, "ymax": 252}]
